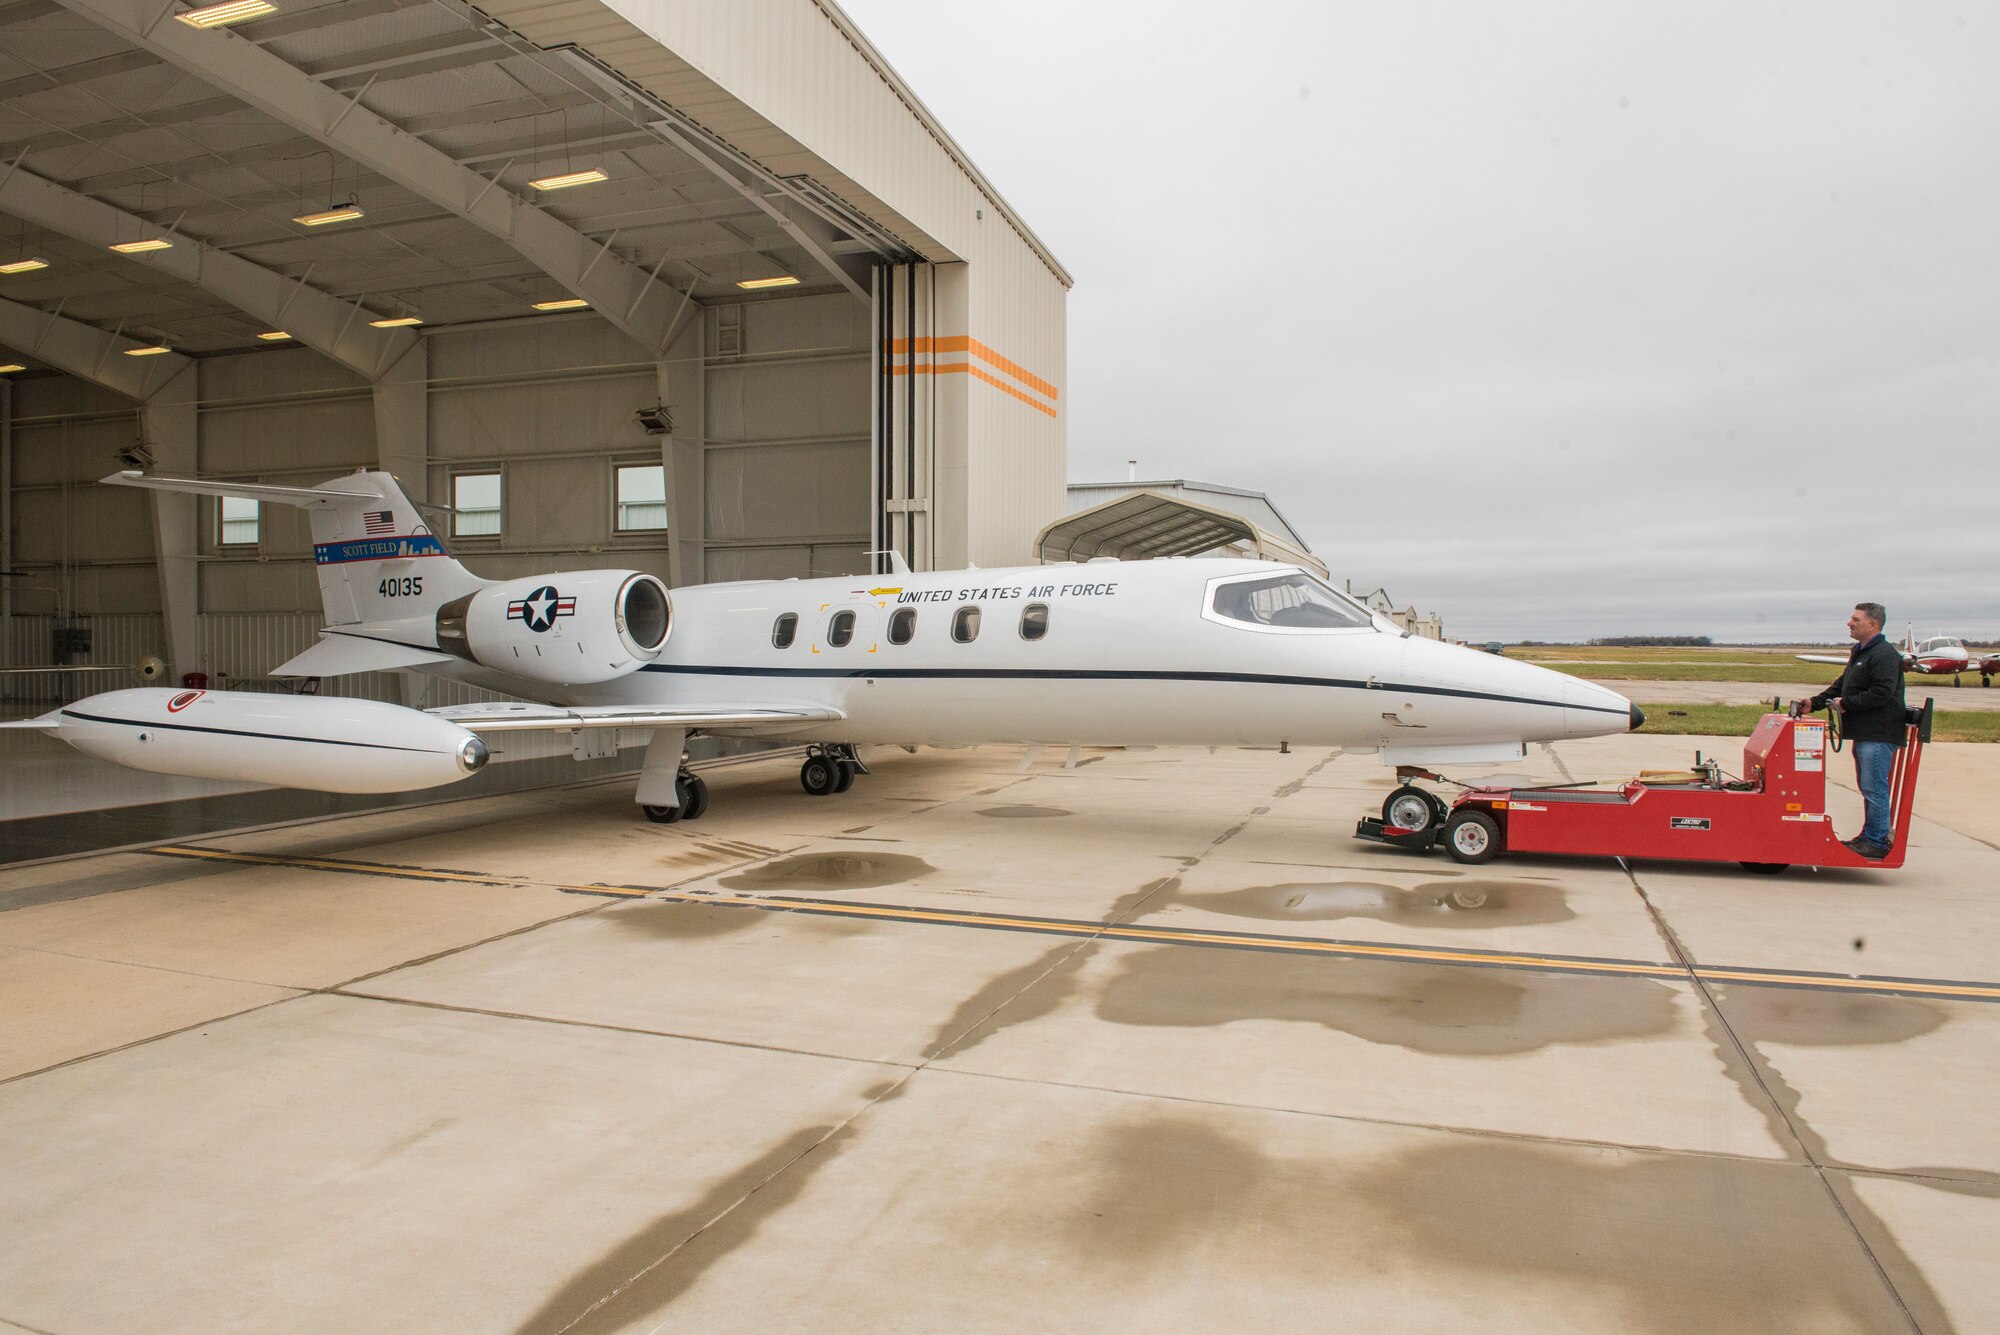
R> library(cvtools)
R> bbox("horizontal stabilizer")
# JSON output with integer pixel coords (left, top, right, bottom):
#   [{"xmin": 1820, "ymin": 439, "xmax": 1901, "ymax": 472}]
[
  {"xmin": 1794, "ymin": 654, "xmax": 1849, "ymax": 666},
  {"xmin": 0, "ymin": 710, "xmax": 61, "ymax": 731},
  {"xmin": 273, "ymin": 633, "xmax": 455, "ymax": 677},
  {"xmin": 102, "ymin": 470, "xmax": 377, "ymax": 509},
  {"xmin": 427, "ymin": 702, "xmax": 844, "ymax": 734}
]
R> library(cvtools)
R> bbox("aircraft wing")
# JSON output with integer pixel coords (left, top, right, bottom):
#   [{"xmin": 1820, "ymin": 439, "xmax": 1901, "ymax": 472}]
[
  {"xmin": 1794, "ymin": 654, "xmax": 1849, "ymax": 666},
  {"xmin": 425, "ymin": 702, "xmax": 844, "ymax": 734}
]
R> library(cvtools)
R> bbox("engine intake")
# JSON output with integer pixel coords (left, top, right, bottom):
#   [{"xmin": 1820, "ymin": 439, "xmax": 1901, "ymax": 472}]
[{"xmin": 436, "ymin": 570, "xmax": 672, "ymax": 685}]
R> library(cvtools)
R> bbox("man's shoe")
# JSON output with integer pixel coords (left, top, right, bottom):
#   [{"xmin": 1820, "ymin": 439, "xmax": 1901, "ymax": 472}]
[{"xmin": 1850, "ymin": 839, "xmax": 1891, "ymax": 861}]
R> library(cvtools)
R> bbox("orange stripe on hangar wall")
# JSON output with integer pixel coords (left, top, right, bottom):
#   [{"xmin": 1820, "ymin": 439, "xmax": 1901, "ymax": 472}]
[
  {"xmin": 888, "ymin": 335, "xmax": 1060, "ymax": 413},
  {"xmin": 888, "ymin": 360, "xmax": 1058, "ymax": 417}
]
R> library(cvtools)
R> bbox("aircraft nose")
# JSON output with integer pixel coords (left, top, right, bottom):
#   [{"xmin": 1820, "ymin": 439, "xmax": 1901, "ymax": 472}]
[{"xmin": 1629, "ymin": 704, "xmax": 1646, "ymax": 731}]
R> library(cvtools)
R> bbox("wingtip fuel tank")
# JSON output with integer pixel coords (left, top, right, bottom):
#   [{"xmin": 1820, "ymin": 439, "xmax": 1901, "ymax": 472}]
[{"xmin": 46, "ymin": 688, "xmax": 486, "ymax": 794}]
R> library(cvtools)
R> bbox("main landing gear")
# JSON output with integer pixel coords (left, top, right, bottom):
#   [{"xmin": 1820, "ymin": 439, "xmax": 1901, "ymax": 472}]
[
  {"xmin": 801, "ymin": 744, "xmax": 867, "ymax": 797},
  {"xmin": 642, "ymin": 768, "xmax": 710, "ymax": 824}
]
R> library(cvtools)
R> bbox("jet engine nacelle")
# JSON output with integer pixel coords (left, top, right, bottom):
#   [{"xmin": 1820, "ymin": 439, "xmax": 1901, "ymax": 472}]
[
  {"xmin": 433, "ymin": 570, "xmax": 671, "ymax": 686},
  {"xmin": 50, "ymin": 688, "xmax": 487, "ymax": 793}
]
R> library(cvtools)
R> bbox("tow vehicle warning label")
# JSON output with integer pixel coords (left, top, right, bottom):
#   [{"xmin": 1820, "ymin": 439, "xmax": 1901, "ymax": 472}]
[
  {"xmin": 1794, "ymin": 721, "xmax": 1826, "ymax": 772},
  {"xmin": 1670, "ymin": 817, "xmax": 1712, "ymax": 831}
]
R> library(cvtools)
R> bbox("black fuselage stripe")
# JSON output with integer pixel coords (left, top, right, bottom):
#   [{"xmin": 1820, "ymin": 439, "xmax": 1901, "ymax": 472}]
[
  {"xmin": 637, "ymin": 663, "xmax": 1622, "ymax": 717},
  {"xmin": 59, "ymin": 709, "xmax": 437, "ymax": 754}
]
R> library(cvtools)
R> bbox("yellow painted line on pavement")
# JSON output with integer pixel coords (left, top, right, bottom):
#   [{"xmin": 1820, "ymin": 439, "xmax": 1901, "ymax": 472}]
[{"xmin": 145, "ymin": 844, "xmax": 2000, "ymax": 1003}]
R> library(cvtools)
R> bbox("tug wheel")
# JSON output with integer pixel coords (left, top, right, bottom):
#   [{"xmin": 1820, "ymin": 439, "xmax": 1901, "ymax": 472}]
[
  {"xmin": 1444, "ymin": 810, "xmax": 1501, "ymax": 865},
  {"xmin": 1383, "ymin": 785, "xmax": 1440, "ymax": 835},
  {"xmin": 801, "ymin": 754, "xmax": 841, "ymax": 796},
  {"xmin": 1739, "ymin": 862, "xmax": 1789, "ymax": 875}
]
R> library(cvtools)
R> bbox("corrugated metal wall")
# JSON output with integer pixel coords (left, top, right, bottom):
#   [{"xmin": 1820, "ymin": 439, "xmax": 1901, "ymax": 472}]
[{"xmin": 3, "ymin": 298, "xmax": 874, "ymax": 701}]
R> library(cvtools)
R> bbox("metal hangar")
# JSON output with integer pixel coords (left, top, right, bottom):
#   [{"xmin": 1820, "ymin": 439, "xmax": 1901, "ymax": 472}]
[{"xmin": 0, "ymin": 0, "xmax": 1070, "ymax": 700}]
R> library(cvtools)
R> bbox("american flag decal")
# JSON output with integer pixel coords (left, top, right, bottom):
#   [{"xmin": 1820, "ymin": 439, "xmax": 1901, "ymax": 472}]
[{"xmin": 362, "ymin": 510, "xmax": 396, "ymax": 535}]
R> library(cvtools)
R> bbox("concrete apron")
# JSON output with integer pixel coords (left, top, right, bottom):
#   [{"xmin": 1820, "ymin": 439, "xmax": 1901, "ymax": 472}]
[{"xmin": 1, "ymin": 737, "xmax": 1997, "ymax": 1333}]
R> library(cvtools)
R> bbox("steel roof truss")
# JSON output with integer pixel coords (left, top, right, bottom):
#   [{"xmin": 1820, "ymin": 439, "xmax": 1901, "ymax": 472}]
[{"xmin": 55, "ymin": 0, "xmax": 687, "ymax": 355}]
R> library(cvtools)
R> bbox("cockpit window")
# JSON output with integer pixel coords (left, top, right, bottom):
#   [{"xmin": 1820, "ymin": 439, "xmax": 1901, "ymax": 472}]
[{"xmin": 1209, "ymin": 572, "xmax": 1373, "ymax": 630}]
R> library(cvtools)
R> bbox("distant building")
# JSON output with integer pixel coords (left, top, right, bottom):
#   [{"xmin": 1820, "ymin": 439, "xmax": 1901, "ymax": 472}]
[
  {"xmin": 1351, "ymin": 586, "xmax": 1446, "ymax": 641},
  {"xmin": 1045, "ymin": 479, "xmax": 1325, "ymax": 577}
]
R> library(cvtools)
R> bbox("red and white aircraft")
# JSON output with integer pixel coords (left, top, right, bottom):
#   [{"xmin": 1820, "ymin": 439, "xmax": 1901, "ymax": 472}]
[{"xmin": 1799, "ymin": 630, "xmax": 1998, "ymax": 687}]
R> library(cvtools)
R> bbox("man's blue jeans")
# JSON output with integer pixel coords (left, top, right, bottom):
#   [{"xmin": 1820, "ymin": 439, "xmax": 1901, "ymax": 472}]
[{"xmin": 1853, "ymin": 740, "xmax": 1898, "ymax": 849}]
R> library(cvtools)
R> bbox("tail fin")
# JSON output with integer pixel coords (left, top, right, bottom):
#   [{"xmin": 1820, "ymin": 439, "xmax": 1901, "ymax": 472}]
[{"xmin": 104, "ymin": 469, "xmax": 487, "ymax": 626}]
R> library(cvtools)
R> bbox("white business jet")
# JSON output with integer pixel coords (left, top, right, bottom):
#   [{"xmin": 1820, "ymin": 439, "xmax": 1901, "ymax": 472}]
[{"xmin": 4, "ymin": 469, "xmax": 1641, "ymax": 830}]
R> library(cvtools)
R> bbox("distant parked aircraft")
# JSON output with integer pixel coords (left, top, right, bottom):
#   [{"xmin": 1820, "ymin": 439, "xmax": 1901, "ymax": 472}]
[{"xmin": 1799, "ymin": 629, "xmax": 1995, "ymax": 687}]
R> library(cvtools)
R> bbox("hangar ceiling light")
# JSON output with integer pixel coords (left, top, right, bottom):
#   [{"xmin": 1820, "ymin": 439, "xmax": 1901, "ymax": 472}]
[
  {"xmin": 109, "ymin": 239, "xmax": 173, "ymax": 254},
  {"xmin": 292, "ymin": 201, "xmax": 365, "ymax": 227},
  {"xmin": 531, "ymin": 298, "xmax": 588, "ymax": 311},
  {"xmin": 737, "ymin": 276, "xmax": 801, "ymax": 290},
  {"xmin": 175, "ymin": 0, "xmax": 275, "ymax": 28},
  {"xmin": 123, "ymin": 345, "xmax": 172, "ymax": 357},
  {"xmin": 369, "ymin": 315, "xmax": 422, "ymax": 328},
  {"xmin": 528, "ymin": 169, "xmax": 608, "ymax": 192},
  {"xmin": 0, "ymin": 364, "xmax": 25, "ymax": 373},
  {"xmin": 257, "ymin": 331, "xmax": 292, "ymax": 341},
  {"xmin": 0, "ymin": 258, "xmax": 48, "ymax": 275}
]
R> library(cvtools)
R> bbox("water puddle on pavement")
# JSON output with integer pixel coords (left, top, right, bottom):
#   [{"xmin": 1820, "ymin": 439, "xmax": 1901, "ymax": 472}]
[
  {"xmin": 975, "ymin": 805, "xmax": 1074, "ymax": 819},
  {"xmin": 719, "ymin": 851, "xmax": 934, "ymax": 892},
  {"xmin": 1182, "ymin": 879, "xmax": 1572, "ymax": 927},
  {"xmin": 1095, "ymin": 947, "xmax": 1674, "ymax": 1055}
]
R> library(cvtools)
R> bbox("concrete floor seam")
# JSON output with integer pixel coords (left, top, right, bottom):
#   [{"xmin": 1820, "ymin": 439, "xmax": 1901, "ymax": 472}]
[{"xmin": 1621, "ymin": 863, "xmax": 1933, "ymax": 1334}]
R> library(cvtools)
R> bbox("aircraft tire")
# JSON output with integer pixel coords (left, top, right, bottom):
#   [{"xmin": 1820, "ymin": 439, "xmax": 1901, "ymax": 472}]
[
  {"xmin": 801, "ymin": 755, "xmax": 841, "ymax": 797},
  {"xmin": 1383, "ymin": 785, "xmax": 1439, "ymax": 835},
  {"xmin": 642, "ymin": 803, "xmax": 684, "ymax": 824},
  {"xmin": 681, "ymin": 773, "xmax": 710, "ymax": 820},
  {"xmin": 1444, "ymin": 810, "xmax": 1500, "ymax": 865},
  {"xmin": 834, "ymin": 760, "xmax": 858, "ymax": 793}
]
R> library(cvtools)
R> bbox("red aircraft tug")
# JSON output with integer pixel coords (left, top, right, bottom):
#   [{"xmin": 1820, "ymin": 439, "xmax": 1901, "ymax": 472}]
[{"xmin": 1357, "ymin": 700, "xmax": 1932, "ymax": 875}]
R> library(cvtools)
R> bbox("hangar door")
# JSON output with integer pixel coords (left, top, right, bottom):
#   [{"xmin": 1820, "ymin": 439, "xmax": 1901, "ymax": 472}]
[{"xmin": 699, "ymin": 294, "xmax": 874, "ymax": 583}]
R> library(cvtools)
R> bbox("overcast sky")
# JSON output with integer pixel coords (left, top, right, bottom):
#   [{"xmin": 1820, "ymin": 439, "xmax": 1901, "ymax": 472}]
[{"xmin": 840, "ymin": 1, "xmax": 1998, "ymax": 642}]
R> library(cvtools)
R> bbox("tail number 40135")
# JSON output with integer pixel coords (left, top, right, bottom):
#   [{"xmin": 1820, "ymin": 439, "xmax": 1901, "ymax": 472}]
[{"xmin": 379, "ymin": 576, "xmax": 424, "ymax": 598}]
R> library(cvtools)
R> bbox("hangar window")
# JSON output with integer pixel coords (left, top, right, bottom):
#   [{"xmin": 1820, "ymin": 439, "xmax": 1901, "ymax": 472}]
[
  {"xmin": 772, "ymin": 613, "xmax": 798, "ymax": 648},
  {"xmin": 888, "ymin": 607, "xmax": 916, "ymax": 645},
  {"xmin": 952, "ymin": 605, "xmax": 981, "ymax": 643},
  {"xmin": 1020, "ymin": 603, "xmax": 1049, "ymax": 641},
  {"xmin": 452, "ymin": 471, "xmax": 502, "ymax": 538},
  {"xmin": 828, "ymin": 610, "xmax": 856, "ymax": 648},
  {"xmin": 218, "ymin": 495, "xmax": 259, "ymax": 547},
  {"xmin": 615, "ymin": 463, "xmax": 668, "ymax": 532},
  {"xmin": 1209, "ymin": 572, "xmax": 1372, "ymax": 631}
]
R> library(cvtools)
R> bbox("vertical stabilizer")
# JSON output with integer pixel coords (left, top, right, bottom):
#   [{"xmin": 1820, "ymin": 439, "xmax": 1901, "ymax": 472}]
[
  {"xmin": 303, "ymin": 472, "xmax": 485, "ymax": 624},
  {"xmin": 103, "ymin": 468, "xmax": 488, "ymax": 627}
]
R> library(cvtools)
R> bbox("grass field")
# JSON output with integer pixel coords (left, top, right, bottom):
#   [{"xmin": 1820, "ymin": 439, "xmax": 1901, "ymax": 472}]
[
  {"xmin": 1636, "ymin": 703, "xmax": 2000, "ymax": 743},
  {"xmin": 1505, "ymin": 644, "xmax": 1994, "ymax": 687}
]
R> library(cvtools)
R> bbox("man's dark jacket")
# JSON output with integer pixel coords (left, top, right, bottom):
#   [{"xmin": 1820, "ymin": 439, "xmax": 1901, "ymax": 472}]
[{"xmin": 1812, "ymin": 634, "xmax": 1907, "ymax": 746}]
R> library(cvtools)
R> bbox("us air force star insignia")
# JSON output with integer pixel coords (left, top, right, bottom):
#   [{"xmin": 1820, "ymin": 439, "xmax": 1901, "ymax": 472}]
[{"xmin": 507, "ymin": 585, "xmax": 576, "ymax": 633}]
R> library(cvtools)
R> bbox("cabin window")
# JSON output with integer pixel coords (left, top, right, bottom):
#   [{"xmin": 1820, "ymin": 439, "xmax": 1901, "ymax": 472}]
[
  {"xmin": 1019, "ymin": 603, "xmax": 1049, "ymax": 641},
  {"xmin": 452, "ymin": 471, "xmax": 502, "ymax": 538},
  {"xmin": 952, "ymin": 605, "xmax": 981, "ymax": 643},
  {"xmin": 1209, "ymin": 573, "xmax": 1371, "ymax": 630},
  {"xmin": 772, "ymin": 613, "xmax": 798, "ymax": 648},
  {"xmin": 828, "ymin": 610, "xmax": 856, "ymax": 648},
  {"xmin": 218, "ymin": 495, "xmax": 259, "ymax": 547},
  {"xmin": 888, "ymin": 607, "xmax": 916, "ymax": 645}
]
